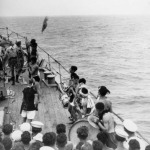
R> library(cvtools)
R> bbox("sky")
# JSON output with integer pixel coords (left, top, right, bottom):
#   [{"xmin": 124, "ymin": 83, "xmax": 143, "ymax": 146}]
[{"xmin": 1, "ymin": 0, "xmax": 150, "ymax": 16}]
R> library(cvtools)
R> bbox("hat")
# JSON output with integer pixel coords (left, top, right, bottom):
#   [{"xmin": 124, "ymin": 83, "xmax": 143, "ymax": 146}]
[
  {"xmin": 79, "ymin": 87, "xmax": 89, "ymax": 97},
  {"xmin": 31, "ymin": 121, "xmax": 44, "ymax": 128},
  {"xmin": 115, "ymin": 129, "xmax": 128, "ymax": 138},
  {"xmin": 33, "ymin": 133, "xmax": 43, "ymax": 142},
  {"xmin": 123, "ymin": 119, "xmax": 137, "ymax": 132},
  {"xmin": 20, "ymin": 123, "xmax": 31, "ymax": 132},
  {"xmin": 11, "ymin": 130, "xmax": 23, "ymax": 141}
]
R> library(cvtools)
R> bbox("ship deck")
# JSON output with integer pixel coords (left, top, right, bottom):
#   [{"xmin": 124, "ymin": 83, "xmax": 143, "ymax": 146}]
[{"xmin": 0, "ymin": 69, "xmax": 71, "ymax": 135}]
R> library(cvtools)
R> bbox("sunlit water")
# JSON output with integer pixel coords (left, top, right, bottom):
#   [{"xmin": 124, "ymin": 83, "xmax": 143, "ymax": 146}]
[{"xmin": 0, "ymin": 16, "xmax": 150, "ymax": 140}]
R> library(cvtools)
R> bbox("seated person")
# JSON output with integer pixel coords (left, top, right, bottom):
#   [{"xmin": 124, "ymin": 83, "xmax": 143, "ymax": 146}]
[
  {"xmin": 97, "ymin": 131, "xmax": 109, "ymax": 145},
  {"xmin": 56, "ymin": 133, "xmax": 73, "ymax": 150},
  {"xmin": 96, "ymin": 86, "xmax": 112, "ymax": 112},
  {"xmin": 1, "ymin": 137, "xmax": 12, "ymax": 150},
  {"xmin": 129, "ymin": 139, "xmax": 140, "ymax": 150},
  {"xmin": 21, "ymin": 131, "xmax": 31, "ymax": 150},
  {"xmin": 56, "ymin": 124, "xmax": 66, "ymax": 135}
]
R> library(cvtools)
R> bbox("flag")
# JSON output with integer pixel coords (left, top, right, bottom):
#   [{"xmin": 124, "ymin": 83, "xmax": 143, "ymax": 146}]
[{"xmin": 41, "ymin": 17, "xmax": 48, "ymax": 33}]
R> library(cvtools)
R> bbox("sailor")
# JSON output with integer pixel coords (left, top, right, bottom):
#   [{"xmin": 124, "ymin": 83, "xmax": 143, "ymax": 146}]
[
  {"xmin": 20, "ymin": 79, "xmax": 38, "ymax": 123},
  {"xmin": 123, "ymin": 119, "xmax": 146, "ymax": 150},
  {"xmin": 115, "ymin": 128, "xmax": 129, "ymax": 150},
  {"xmin": 30, "ymin": 39, "xmax": 38, "ymax": 59},
  {"xmin": 30, "ymin": 121, "xmax": 44, "ymax": 144},
  {"xmin": 128, "ymin": 139, "xmax": 140, "ymax": 150}
]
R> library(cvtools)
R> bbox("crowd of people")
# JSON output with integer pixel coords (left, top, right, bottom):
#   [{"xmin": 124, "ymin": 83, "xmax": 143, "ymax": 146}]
[{"xmin": 0, "ymin": 36, "xmax": 149, "ymax": 149}]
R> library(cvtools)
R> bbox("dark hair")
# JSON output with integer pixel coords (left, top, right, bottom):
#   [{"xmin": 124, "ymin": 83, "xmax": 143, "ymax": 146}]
[
  {"xmin": 31, "ymin": 56, "xmax": 37, "ymax": 63},
  {"xmin": 21, "ymin": 131, "xmax": 31, "ymax": 145},
  {"xmin": 56, "ymin": 133, "xmax": 67, "ymax": 148},
  {"xmin": 0, "ymin": 143, "xmax": 5, "ymax": 150},
  {"xmin": 2, "ymin": 137, "xmax": 12, "ymax": 150},
  {"xmin": 77, "ymin": 126, "xmax": 89, "ymax": 140},
  {"xmin": 129, "ymin": 139, "xmax": 140, "ymax": 150},
  {"xmin": 76, "ymin": 141, "xmax": 84, "ymax": 150},
  {"xmin": 81, "ymin": 87, "xmax": 88, "ymax": 94},
  {"xmin": 32, "ymin": 127, "xmax": 42, "ymax": 134},
  {"xmin": 74, "ymin": 74, "xmax": 79, "ymax": 80},
  {"xmin": 97, "ymin": 131, "xmax": 108, "ymax": 144},
  {"xmin": 43, "ymin": 132, "xmax": 56, "ymax": 146},
  {"xmin": 115, "ymin": 134, "xmax": 126, "ymax": 142},
  {"xmin": 2, "ymin": 124, "xmax": 13, "ymax": 135},
  {"xmin": 95, "ymin": 102, "xmax": 104, "ymax": 111},
  {"xmin": 71, "ymin": 66, "xmax": 77, "ymax": 72},
  {"xmin": 33, "ymin": 76, "xmax": 40, "ymax": 82},
  {"xmin": 28, "ymin": 141, "xmax": 43, "ymax": 150},
  {"xmin": 56, "ymin": 124, "xmax": 66, "ymax": 134},
  {"xmin": 98, "ymin": 86, "xmax": 110, "ymax": 96},
  {"xmin": 79, "ymin": 78, "xmax": 86, "ymax": 84},
  {"xmin": 92, "ymin": 140, "xmax": 103, "ymax": 150},
  {"xmin": 145, "ymin": 145, "xmax": 150, "ymax": 150},
  {"xmin": 71, "ymin": 73, "xmax": 77, "ymax": 79},
  {"xmin": 30, "ymin": 39, "xmax": 36, "ymax": 44}
]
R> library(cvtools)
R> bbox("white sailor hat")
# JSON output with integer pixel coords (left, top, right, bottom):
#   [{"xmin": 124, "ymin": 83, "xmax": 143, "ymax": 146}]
[
  {"xmin": 16, "ymin": 39, "xmax": 21, "ymax": 43},
  {"xmin": 115, "ymin": 128, "xmax": 128, "ymax": 138},
  {"xmin": 33, "ymin": 133, "xmax": 43, "ymax": 142},
  {"xmin": 123, "ymin": 119, "xmax": 137, "ymax": 132},
  {"xmin": 20, "ymin": 122, "xmax": 31, "ymax": 132},
  {"xmin": 11, "ymin": 130, "xmax": 23, "ymax": 142},
  {"xmin": 31, "ymin": 121, "xmax": 44, "ymax": 128}
]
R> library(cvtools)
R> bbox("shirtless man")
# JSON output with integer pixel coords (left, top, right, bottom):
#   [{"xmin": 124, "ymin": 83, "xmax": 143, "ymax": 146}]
[{"xmin": 88, "ymin": 102, "xmax": 117, "ymax": 149}]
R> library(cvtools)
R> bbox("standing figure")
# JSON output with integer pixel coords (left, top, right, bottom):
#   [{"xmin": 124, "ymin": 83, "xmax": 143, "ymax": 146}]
[{"xmin": 20, "ymin": 79, "xmax": 38, "ymax": 123}]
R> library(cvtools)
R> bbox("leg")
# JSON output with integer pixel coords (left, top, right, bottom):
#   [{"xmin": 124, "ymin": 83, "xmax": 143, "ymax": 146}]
[
  {"xmin": 27, "ymin": 111, "xmax": 36, "ymax": 124},
  {"xmin": 22, "ymin": 117, "xmax": 27, "ymax": 123}
]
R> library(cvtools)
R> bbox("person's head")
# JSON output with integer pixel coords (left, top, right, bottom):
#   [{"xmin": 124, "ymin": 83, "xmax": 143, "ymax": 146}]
[
  {"xmin": 92, "ymin": 140, "xmax": 103, "ymax": 150},
  {"xmin": 2, "ymin": 124, "xmax": 13, "ymax": 135},
  {"xmin": 30, "ymin": 39, "xmax": 37, "ymax": 46},
  {"xmin": 28, "ymin": 141, "xmax": 43, "ymax": 150},
  {"xmin": 77, "ymin": 126, "xmax": 89, "ymax": 140},
  {"xmin": 20, "ymin": 122, "xmax": 31, "ymax": 132},
  {"xmin": 56, "ymin": 133, "xmax": 67, "ymax": 148},
  {"xmin": 145, "ymin": 145, "xmax": 150, "ymax": 150},
  {"xmin": 95, "ymin": 102, "xmax": 104, "ymax": 114},
  {"xmin": 21, "ymin": 131, "xmax": 31, "ymax": 145},
  {"xmin": 98, "ymin": 86, "xmax": 110, "ymax": 97},
  {"xmin": 79, "ymin": 87, "xmax": 89, "ymax": 98},
  {"xmin": 79, "ymin": 78, "xmax": 86, "ymax": 84},
  {"xmin": 31, "ymin": 56, "xmax": 37, "ymax": 64},
  {"xmin": 56, "ymin": 124, "xmax": 66, "ymax": 134},
  {"xmin": 31, "ymin": 121, "xmax": 44, "ymax": 135},
  {"xmin": 115, "ymin": 128, "xmax": 128, "ymax": 142},
  {"xmin": 81, "ymin": 142, "xmax": 93, "ymax": 150},
  {"xmin": 0, "ymin": 143, "xmax": 5, "ymax": 150},
  {"xmin": 43, "ymin": 132, "xmax": 56, "ymax": 147},
  {"xmin": 123, "ymin": 119, "xmax": 137, "ymax": 135},
  {"xmin": 33, "ymin": 76, "xmax": 40, "ymax": 82},
  {"xmin": 15, "ymin": 39, "xmax": 21, "ymax": 47},
  {"xmin": 11, "ymin": 130, "xmax": 23, "ymax": 142},
  {"xmin": 70, "ymin": 66, "xmax": 77, "ymax": 73},
  {"xmin": 2, "ymin": 137, "xmax": 12, "ymax": 150},
  {"xmin": 97, "ymin": 131, "xmax": 108, "ymax": 144},
  {"xmin": 129, "ymin": 139, "xmax": 140, "ymax": 150}
]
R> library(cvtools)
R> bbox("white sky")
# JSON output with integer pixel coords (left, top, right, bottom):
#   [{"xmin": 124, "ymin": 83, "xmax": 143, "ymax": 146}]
[{"xmin": 0, "ymin": 0, "xmax": 150, "ymax": 16}]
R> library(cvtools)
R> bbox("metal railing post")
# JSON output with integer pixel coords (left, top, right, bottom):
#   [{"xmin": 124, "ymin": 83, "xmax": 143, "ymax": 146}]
[
  {"xmin": 48, "ymin": 55, "xmax": 51, "ymax": 70},
  {"xmin": 6, "ymin": 27, "xmax": 9, "ymax": 40},
  {"xmin": 59, "ymin": 64, "xmax": 62, "ymax": 84}
]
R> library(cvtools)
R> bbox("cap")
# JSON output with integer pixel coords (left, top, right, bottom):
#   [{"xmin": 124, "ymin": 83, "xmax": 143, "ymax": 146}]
[
  {"xmin": 16, "ymin": 39, "xmax": 21, "ymax": 43},
  {"xmin": 123, "ymin": 119, "xmax": 137, "ymax": 132},
  {"xmin": 33, "ymin": 133, "xmax": 43, "ymax": 142},
  {"xmin": 115, "ymin": 129, "xmax": 128, "ymax": 138},
  {"xmin": 20, "ymin": 123, "xmax": 31, "ymax": 132},
  {"xmin": 31, "ymin": 121, "xmax": 44, "ymax": 128},
  {"xmin": 11, "ymin": 130, "xmax": 23, "ymax": 141}
]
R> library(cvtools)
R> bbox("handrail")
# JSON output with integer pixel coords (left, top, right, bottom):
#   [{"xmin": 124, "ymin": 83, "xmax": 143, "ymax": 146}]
[
  {"xmin": 0, "ymin": 27, "xmax": 70, "ymax": 76},
  {"xmin": 90, "ymin": 91, "xmax": 150, "ymax": 144}
]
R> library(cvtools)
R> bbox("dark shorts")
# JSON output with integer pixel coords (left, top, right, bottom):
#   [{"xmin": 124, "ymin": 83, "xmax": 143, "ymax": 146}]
[{"xmin": 106, "ymin": 132, "xmax": 117, "ymax": 149}]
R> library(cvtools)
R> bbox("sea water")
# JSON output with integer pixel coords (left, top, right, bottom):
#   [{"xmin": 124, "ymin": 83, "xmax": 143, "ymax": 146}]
[{"xmin": 0, "ymin": 15, "xmax": 150, "ymax": 140}]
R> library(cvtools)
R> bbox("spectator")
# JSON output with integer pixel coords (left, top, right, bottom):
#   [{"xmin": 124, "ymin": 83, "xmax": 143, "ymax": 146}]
[
  {"xmin": 40, "ymin": 132, "xmax": 57, "ymax": 150},
  {"xmin": 76, "ymin": 141, "xmax": 84, "ymax": 150},
  {"xmin": 81, "ymin": 142, "xmax": 93, "ymax": 150},
  {"xmin": 56, "ymin": 124, "xmax": 66, "ymax": 134},
  {"xmin": 2, "ymin": 137, "xmax": 12, "ymax": 150},
  {"xmin": 11, "ymin": 144, "xmax": 25, "ymax": 150},
  {"xmin": 21, "ymin": 131, "xmax": 31, "ymax": 150},
  {"xmin": 2, "ymin": 124, "xmax": 13, "ymax": 138},
  {"xmin": 129, "ymin": 139, "xmax": 140, "ymax": 150},
  {"xmin": 92, "ymin": 140, "xmax": 103, "ymax": 150},
  {"xmin": 97, "ymin": 131, "xmax": 108, "ymax": 145},
  {"xmin": 145, "ymin": 145, "xmax": 150, "ymax": 150},
  {"xmin": 0, "ymin": 143, "xmax": 5, "ymax": 150},
  {"xmin": 29, "ymin": 141, "xmax": 43, "ymax": 150}
]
